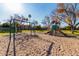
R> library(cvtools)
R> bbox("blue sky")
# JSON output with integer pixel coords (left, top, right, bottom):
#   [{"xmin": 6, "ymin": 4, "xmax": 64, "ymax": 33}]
[
  {"xmin": 0, "ymin": 3, "xmax": 57, "ymax": 23},
  {"xmin": 0, "ymin": 3, "xmax": 73, "ymax": 27}
]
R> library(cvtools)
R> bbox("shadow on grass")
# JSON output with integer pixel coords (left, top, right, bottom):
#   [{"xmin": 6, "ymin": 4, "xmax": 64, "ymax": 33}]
[
  {"xmin": 59, "ymin": 31, "xmax": 76, "ymax": 38},
  {"xmin": 45, "ymin": 31, "xmax": 76, "ymax": 38}
]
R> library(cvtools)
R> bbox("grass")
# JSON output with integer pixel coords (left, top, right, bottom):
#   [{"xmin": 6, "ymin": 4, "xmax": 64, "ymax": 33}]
[
  {"xmin": 1, "ymin": 30, "xmax": 79, "ymax": 36},
  {"xmin": 62, "ymin": 30, "xmax": 79, "ymax": 36},
  {"xmin": 22, "ymin": 30, "xmax": 48, "ymax": 33},
  {"xmin": 0, "ymin": 30, "xmax": 48, "ymax": 36},
  {"xmin": 0, "ymin": 33, "xmax": 9, "ymax": 36}
]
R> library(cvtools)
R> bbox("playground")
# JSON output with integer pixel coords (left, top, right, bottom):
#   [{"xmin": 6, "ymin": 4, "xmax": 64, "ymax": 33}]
[{"xmin": 0, "ymin": 3, "xmax": 79, "ymax": 56}]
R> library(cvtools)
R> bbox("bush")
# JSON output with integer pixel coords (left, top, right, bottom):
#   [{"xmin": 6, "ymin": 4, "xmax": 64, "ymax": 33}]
[
  {"xmin": 61, "ymin": 26, "xmax": 71, "ymax": 30},
  {"xmin": 1, "ymin": 23, "xmax": 10, "ymax": 27}
]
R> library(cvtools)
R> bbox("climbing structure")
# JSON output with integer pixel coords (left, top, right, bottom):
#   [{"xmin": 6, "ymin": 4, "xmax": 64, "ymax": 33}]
[
  {"xmin": 51, "ymin": 17, "xmax": 60, "ymax": 35},
  {"xmin": 6, "ymin": 14, "xmax": 31, "ymax": 56}
]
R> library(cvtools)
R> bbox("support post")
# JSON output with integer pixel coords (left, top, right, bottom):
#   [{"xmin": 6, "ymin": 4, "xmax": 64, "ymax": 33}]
[{"xmin": 13, "ymin": 19, "xmax": 16, "ymax": 56}]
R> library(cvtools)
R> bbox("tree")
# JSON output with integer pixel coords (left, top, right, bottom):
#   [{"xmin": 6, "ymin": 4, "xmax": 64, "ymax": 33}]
[
  {"xmin": 2, "ymin": 22, "xmax": 10, "ymax": 27},
  {"xmin": 63, "ymin": 26, "xmax": 71, "ymax": 30},
  {"xmin": 0, "ymin": 22, "xmax": 1, "ymax": 26},
  {"xmin": 50, "ymin": 10, "xmax": 61, "ymax": 26},
  {"xmin": 31, "ymin": 20, "xmax": 38, "ymax": 35},
  {"xmin": 34, "ymin": 25, "xmax": 41, "ymax": 30},
  {"xmin": 57, "ymin": 3, "xmax": 79, "ymax": 34},
  {"xmin": 42, "ymin": 16, "xmax": 51, "ymax": 30}
]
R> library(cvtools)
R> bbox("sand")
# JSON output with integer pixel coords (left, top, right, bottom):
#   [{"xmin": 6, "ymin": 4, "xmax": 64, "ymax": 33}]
[{"xmin": 0, "ymin": 33, "xmax": 79, "ymax": 56}]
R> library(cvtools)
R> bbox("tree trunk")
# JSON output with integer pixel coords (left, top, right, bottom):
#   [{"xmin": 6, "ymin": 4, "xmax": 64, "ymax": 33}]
[{"xmin": 71, "ymin": 25, "xmax": 74, "ymax": 34}]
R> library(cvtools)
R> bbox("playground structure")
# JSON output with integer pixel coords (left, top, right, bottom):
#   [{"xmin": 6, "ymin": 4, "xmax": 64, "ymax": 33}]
[
  {"xmin": 45, "ymin": 15, "xmax": 71, "ymax": 37},
  {"xmin": 50, "ymin": 21, "xmax": 60, "ymax": 35},
  {"xmin": 45, "ymin": 16, "xmax": 61, "ymax": 36},
  {"xmin": 6, "ymin": 14, "xmax": 36, "ymax": 56},
  {"xmin": 5, "ymin": 14, "xmax": 63, "ymax": 56}
]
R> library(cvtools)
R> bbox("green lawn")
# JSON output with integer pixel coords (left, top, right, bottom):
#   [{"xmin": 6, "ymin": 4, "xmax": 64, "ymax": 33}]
[
  {"xmin": 0, "ymin": 33, "xmax": 9, "ymax": 36},
  {"xmin": 22, "ymin": 30, "xmax": 48, "ymax": 33},
  {"xmin": 1, "ymin": 30, "xmax": 79, "ymax": 36},
  {"xmin": 0, "ymin": 30, "xmax": 48, "ymax": 36},
  {"xmin": 62, "ymin": 30, "xmax": 79, "ymax": 36}
]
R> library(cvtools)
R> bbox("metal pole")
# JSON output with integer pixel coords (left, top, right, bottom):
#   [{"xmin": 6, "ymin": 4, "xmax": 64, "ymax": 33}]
[
  {"xmin": 30, "ymin": 23, "xmax": 32, "ymax": 36},
  {"xmin": 6, "ymin": 20, "xmax": 12, "ymax": 56},
  {"xmin": 13, "ymin": 19, "xmax": 16, "ymax": 56},
  {"xmin": 33, "ymin": 23, "xmax": 36, "ymax": 35},
  {"xmin": 29, "ymin": 22, "xmax": 32, "ymax": 36}
]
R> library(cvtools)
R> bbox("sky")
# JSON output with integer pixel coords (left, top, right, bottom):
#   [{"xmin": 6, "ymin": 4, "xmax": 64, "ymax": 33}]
[
  {"xmin": 0, "ymin": 3, "xmax": 56, "ymax": 22},
  {"xmin": 0, "ymin": 3, "xmax": 69, "ymax": 27}
]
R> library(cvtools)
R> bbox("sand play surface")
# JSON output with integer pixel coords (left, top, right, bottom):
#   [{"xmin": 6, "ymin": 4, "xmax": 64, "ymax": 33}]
[{"xmin": 0, "ymin": 33, "xmax": 79, "ymax": 56}]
